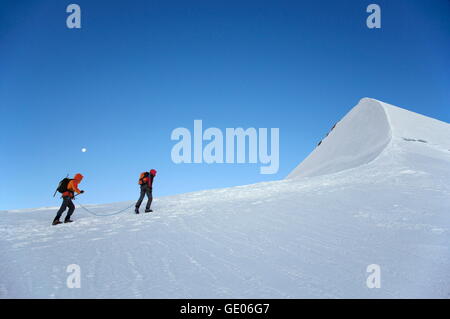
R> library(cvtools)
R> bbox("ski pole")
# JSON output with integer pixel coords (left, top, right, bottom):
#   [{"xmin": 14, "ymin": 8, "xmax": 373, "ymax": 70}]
[{"xmin": 73, "ymin": 192, "xmax": 85, "ymax": 199}]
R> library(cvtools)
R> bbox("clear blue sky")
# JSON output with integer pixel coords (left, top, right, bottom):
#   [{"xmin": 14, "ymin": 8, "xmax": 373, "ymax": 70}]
[{"xmin": 1, "ymin": 0, "xmax": 449, "ymax": 210}]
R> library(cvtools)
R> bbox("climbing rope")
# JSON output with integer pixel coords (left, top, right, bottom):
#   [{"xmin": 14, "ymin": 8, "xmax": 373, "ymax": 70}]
[{"xmin": 76, "ymin": 201, "xmax": 135, "ymax": 217}]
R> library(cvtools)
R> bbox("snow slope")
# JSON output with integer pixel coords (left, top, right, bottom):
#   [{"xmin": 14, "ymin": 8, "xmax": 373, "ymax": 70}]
[
  {"xmin": 1, "ymin": 98, "xmax": 449, "ymax": 298},
  {"xmin": 287, "ymin": 98, "xmax": 392, "ymax": 179},
  {"xmin": 287, "ymin": 98, "xmax": 450, "ymax": 179}
]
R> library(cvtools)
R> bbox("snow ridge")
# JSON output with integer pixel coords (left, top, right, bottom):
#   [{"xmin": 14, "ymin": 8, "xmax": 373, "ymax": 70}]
[{"xmin": 287, "ymin": 98, "xmax": 450, "ymax": 179}]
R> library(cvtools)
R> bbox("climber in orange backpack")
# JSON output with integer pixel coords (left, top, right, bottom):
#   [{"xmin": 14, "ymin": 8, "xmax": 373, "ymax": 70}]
[{"xmin": 135, "ymin": 169, "xmax": 157, "ymax": 214}]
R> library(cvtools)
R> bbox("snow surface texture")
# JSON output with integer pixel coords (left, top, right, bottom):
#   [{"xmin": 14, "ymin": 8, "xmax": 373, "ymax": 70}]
[{"xmin": 1, "ymin": 98, "xmax": 449, "ymax": 298}]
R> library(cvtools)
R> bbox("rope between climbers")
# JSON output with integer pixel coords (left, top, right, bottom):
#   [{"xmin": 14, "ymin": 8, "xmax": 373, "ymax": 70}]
[{"xmin": 76, "ymin": 201, "xmax": 135, "ymax": 216}]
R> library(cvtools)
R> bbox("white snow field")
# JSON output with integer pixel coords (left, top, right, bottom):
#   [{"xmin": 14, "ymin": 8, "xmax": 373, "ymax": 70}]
[{"xmin": 1, "ymin": 98, "xmax": 449, "ymax": 298}]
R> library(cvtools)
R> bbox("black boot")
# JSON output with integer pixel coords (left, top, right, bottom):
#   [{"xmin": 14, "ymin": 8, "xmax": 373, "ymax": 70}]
[
  {"xmin": 52, "ymin": 219, "xmax": 62, "ymax": 226},
  {"xmin": 64, "ymin": 219, "xmax": 73, "ymax": 223},
  {"xmin": 135, "ymin": 207, "xmax": 140, "ymax": 214},
  {"xmin": 145, "ymin": 209, "xmax": 153, "ymax": 213}
]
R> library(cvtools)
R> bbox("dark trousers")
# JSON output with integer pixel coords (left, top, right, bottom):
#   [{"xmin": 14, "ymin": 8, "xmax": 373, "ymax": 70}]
[
  {"xmin": 54, "ymin": 196, "xmax": 75, "ymax": 221},
  {"xmin": 136, "ymin": 185, "xmax": 153, "ymax": 210}
]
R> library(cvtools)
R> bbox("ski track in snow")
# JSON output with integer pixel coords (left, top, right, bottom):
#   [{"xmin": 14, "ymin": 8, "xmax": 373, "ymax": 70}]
[{"xmin": 1, "ymin": 98, "xmax": 449, "ymax": 298}]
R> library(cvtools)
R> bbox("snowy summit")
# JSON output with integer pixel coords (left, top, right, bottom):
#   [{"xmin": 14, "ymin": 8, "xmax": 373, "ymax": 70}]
[{"xmin": 1, "ymin": 98, "xmax": 449, "ymax": 298}]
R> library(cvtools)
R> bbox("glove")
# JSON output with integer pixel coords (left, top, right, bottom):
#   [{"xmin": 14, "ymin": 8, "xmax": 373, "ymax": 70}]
[{"xmin": 80, "ymin": 190, "xmax": 85, "ymax": 194}]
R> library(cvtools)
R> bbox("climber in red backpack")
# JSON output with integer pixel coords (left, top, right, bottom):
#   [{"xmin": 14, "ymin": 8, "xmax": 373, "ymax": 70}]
[{"xmin": 135, "ymin": 169, "xmax": 157, "ymax": 214}]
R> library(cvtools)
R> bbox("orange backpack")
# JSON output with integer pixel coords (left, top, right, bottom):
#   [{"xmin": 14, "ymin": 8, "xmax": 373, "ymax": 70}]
[{"xmin": 138, "ymin": 172, "xmax": 149, "ymax": 185}]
